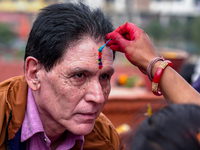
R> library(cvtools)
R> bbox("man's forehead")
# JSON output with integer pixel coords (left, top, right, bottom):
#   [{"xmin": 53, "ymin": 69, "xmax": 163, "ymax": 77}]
[
  {"xmin": 60, "ymin": 38, "xmax": 114, "ymax": 73},
  {"xmin": 64, "ymin": 38, "xmax": 113, "ymax": 60}
]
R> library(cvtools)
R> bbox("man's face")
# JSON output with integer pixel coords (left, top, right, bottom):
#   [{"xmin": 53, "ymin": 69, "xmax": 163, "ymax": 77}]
[{"xmin": 35, "ymin": 37, "xmax": 114, "ymax": 135}]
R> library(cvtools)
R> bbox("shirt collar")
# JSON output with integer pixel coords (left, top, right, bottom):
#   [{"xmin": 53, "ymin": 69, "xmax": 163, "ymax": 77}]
[{"xmin": 21, "ymin": 87, "xmax": 44, "ymax": 142}]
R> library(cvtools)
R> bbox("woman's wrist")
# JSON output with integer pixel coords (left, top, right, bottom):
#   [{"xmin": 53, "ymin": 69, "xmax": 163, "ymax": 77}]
[
  {"xmin": 152, "ymin": 60, "xmax": 173, "ymax": 96},
  {"xmin": 147, "ymin": 57, "xmax": 165, "ymax": 81},
  {"xmin": 151, "ymin": 60, "xmax": 163, "ymax": 80}
]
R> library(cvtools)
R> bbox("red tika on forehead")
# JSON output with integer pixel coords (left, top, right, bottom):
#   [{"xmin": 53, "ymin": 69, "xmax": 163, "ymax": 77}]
[{"xmin": 98, "ymin": 21, "xmax": 128, "ymax": 70}]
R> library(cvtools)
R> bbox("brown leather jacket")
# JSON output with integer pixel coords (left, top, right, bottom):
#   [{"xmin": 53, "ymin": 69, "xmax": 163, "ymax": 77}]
[{"xmin": 0, "ymin": 76, "xmax": 123, "ymax": 150}]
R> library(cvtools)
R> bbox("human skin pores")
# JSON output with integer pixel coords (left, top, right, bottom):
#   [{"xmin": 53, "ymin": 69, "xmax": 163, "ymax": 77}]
[{"xmin": 33, "ymin": 37, "xmax": 114, "ymax": 138}]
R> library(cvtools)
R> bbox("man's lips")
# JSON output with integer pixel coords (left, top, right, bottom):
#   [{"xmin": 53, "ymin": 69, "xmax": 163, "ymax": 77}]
[{"xmin": 77, "ymin": 112, "xmax": 97, "ymax": 121}]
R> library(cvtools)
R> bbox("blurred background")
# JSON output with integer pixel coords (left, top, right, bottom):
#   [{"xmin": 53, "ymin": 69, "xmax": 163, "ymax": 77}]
[
  {"xmin": 0, "ymin": 0, "xmax": 200, "ymax": 83},
  {"xmin": 1, "ymin": 0, "xmax": 200, "ymax": 143}
]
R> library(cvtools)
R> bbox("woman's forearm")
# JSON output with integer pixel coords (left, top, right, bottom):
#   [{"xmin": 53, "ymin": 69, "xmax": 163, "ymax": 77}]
[{"xmin": 152, "ymin": 61, "xmax": 200, "ymax": 105}]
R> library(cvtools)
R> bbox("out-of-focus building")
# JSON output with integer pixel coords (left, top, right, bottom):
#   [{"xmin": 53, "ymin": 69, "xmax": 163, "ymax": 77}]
[
  {"xmin": 1, "ymin": 0, "xmax": 200, "ymax": 43},
  {"xmin": 148, "ymin": 0, "xmax": 200, "ymax": 27},
  {"xmin": 0, "ymin": 0, "xmax": 51, "ymax": 13},
  {"xmin": 64, "ymin": 0, "xmax": 200, "ymax": 27},
  {"xmin": 150, "ymin": 0, "xmax": 200, "ymax": 16},
  {"xmin": 0, "ymin": 0, "xmax": 57, "ymax": 41}
]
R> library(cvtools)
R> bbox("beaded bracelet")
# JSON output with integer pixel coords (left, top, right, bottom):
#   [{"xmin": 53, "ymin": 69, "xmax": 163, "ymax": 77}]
[
  {"xmin": 147, "ymin": 57, "xmax": 165, "ymax": 82},
  {"xmin": 152, "ymin": 60, "xmax": 173, "ymax": 96}
]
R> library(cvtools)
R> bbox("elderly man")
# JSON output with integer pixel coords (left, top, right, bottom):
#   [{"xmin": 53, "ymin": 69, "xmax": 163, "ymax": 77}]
[{"xmin": 0, "ymin": 2, "xmax": 122, "ymax": 150}]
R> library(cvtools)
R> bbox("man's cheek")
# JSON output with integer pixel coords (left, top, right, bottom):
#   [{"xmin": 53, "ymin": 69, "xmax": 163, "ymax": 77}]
[{"xmin": 103, "ymin": 87, "xmax": 111, "ymax": 99}]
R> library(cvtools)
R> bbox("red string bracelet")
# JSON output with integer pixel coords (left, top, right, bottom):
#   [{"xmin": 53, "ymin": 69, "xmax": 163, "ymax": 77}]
[
  {"xmin": 147, "ymin": 57, "xmax": 165, "ymax": 82},
  {"xmin": 152, "ymin": 60, "xmax": 173, "ymax": 96}
]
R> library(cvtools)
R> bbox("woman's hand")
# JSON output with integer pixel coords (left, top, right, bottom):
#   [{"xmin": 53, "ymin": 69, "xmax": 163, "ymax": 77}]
[
  {"xmin": 106, "ymin": 23, "xmax": 200, "ymax": 106},
  {"xmin": 106, "ymin": 22, "xmax": 159, "ymax": 74}
]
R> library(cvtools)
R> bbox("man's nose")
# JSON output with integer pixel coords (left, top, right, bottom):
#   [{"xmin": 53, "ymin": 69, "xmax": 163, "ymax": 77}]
[{"xmin": 85, "ymin": 80, "xmax": 104, "ymax": 104}]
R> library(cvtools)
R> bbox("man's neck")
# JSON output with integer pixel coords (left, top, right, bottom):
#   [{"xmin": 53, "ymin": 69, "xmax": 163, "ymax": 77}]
[
  {"xmin": 39, "ymin": 111, "xmax": 67, "ymax": 149},
  {"xmin": 50, "ymin": 131, "xmax": 67, "ymax": 150},
  {"xmin": 37, "ymin": 108, "xmax": 66, "ymax": 140}
]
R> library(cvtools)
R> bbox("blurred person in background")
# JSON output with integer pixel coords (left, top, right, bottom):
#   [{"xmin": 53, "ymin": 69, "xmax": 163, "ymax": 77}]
[
  {"xmin": 128, "ymin": 104, "xmax": 200, "ymax": 150},
  {"xmin": 0, "ymin": 2, "xmax": 123, "ymax": 150},
  {"xmin": 192, "ymin": 56, "xmax": 200, "ymax": 93},
  {"xmin": 180, "ymin": 63, "xmax": 195, "ymax": 84}
]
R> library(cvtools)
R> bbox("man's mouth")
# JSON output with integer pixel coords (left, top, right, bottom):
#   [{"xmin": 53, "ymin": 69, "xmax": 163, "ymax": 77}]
[{"xmin": 77, "ymin": 112, "xmax": 97, "ymax": 122}]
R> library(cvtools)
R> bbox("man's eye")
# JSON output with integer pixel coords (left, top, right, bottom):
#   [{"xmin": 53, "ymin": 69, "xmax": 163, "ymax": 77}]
[
  {"xmin": 100, "ymin": 74, "xmax": 110, "ymax": 80},
  {"xmin": 75, "ymin": 73, "xmax": 84, "ymax": 78},
  {"xmin": 70, "ymin": 73, "xmax": 86, "ymax": 86}
]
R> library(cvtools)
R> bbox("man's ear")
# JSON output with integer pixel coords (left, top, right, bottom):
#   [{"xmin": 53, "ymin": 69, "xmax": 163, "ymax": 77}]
[{"xmin": 25, "ymin": 56, "xmax": 41, "ymax": 91}]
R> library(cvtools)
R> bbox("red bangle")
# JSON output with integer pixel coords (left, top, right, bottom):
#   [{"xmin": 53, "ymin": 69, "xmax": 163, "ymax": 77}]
[
  {"xmin": 152, "ymin": 60, "xmax": 173, "ymax": 96},
  {"xmin": 147, "ymin": 57, "xmax": 165, "ymax": 82}
]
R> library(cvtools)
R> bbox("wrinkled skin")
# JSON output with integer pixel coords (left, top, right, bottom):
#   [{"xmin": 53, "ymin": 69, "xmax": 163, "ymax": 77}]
[{"xmin": 30, "ymin": 37, "xmax": 114, "ymax": 139}]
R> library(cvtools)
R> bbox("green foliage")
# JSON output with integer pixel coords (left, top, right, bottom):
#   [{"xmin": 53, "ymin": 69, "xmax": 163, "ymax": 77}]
[
  {"xmin": 144, "ymin": 16, "xmax": 200, "ymax": 53},
  {"xmin": 15, "ymin": 49, "xmax": 25, "ymax": 58},
  {"xmin": 0, "ymin": 23, "xmax": 16, "ymax": 45},
  {"xmin": 145, "ymin": 19, "xmax": 165, "ymax": 42},
  {"xmin": 191, "ymin": 17, "xmax": 200, "ymax": 47},
  {"xmin": 165, "ymin": 17, "xmax": 184, "ymax": 40}
]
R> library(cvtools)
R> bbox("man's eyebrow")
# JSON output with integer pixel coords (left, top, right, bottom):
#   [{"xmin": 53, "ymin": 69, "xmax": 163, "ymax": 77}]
[
  {"xmin": 71, "ymin": 67, "xmax": 92, "ymax": 73},
  {"xmin": 70, "ymin": 67, "xmax": 115, "ymax": 74},
  {"xmin": 102, "ymin": 68, "xmax": 115, "ymax": 74}
]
